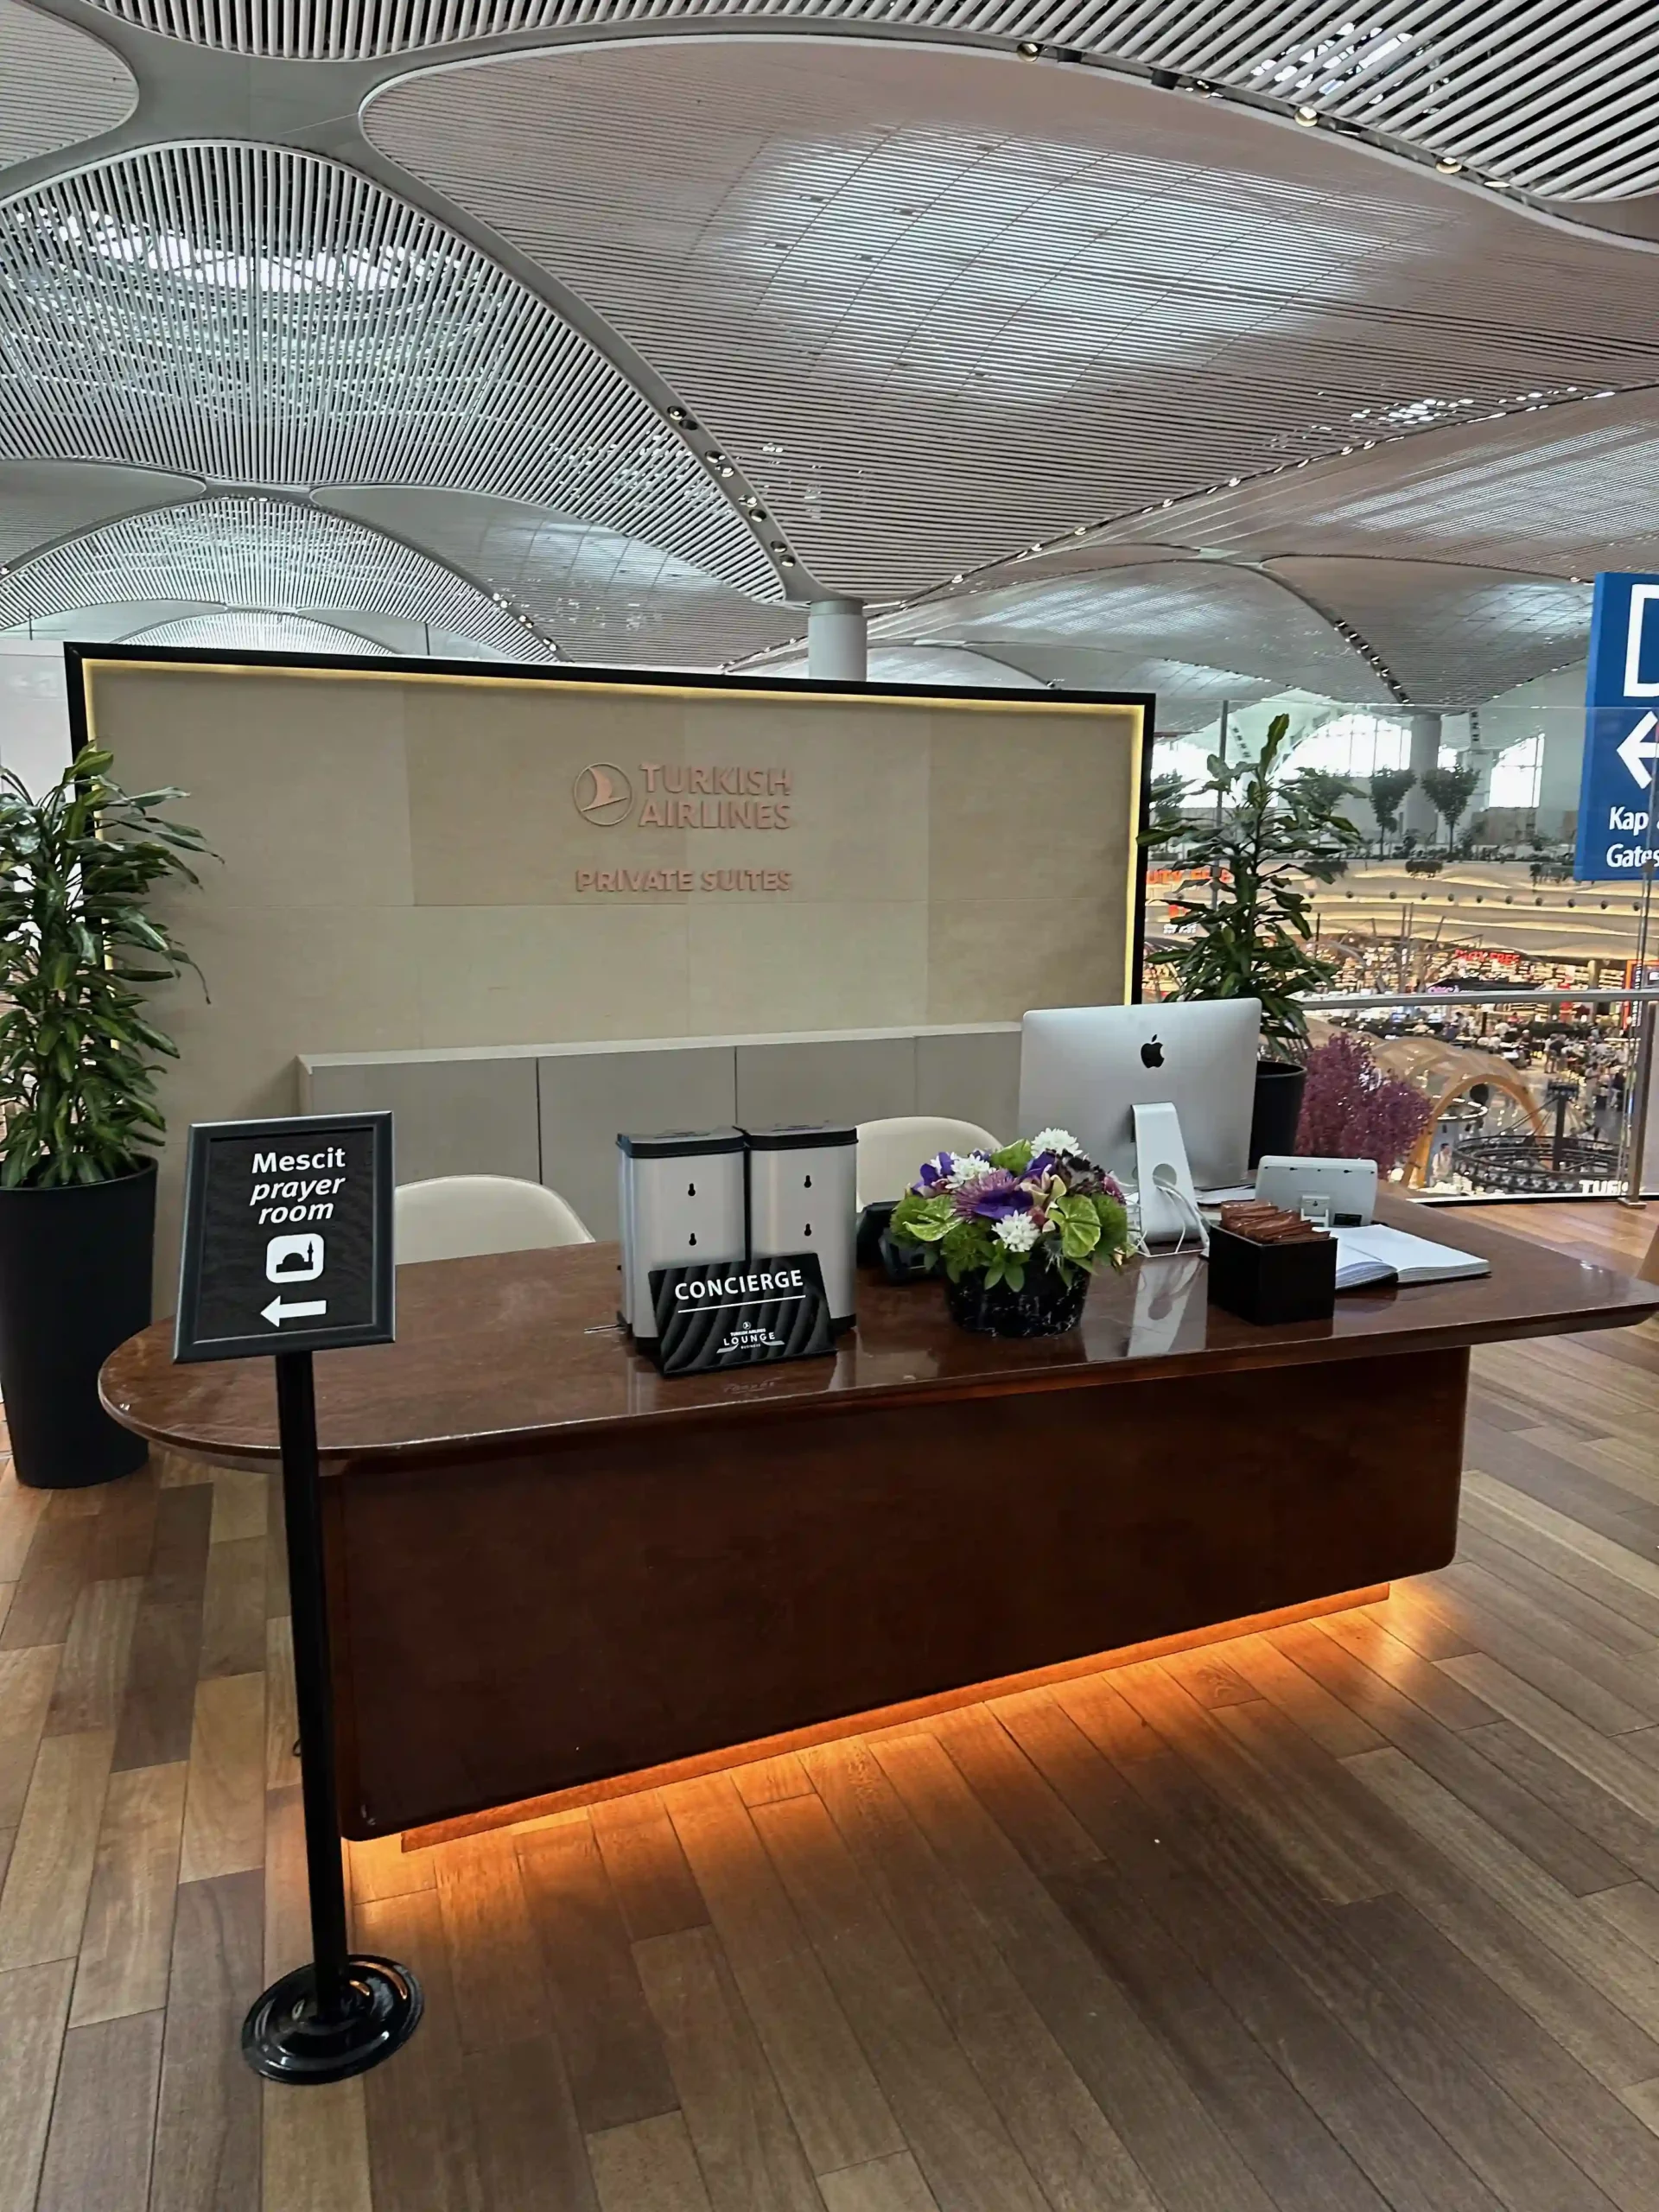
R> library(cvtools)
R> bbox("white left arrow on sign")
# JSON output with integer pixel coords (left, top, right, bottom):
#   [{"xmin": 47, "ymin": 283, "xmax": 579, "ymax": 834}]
[
  {"xmin": 261, "ymin": 1295, "xmax": 327, "ymax": 1327},
  {"xmin": 1618, "ymin": 710, "xmax": 1659, "ymax": 789}
]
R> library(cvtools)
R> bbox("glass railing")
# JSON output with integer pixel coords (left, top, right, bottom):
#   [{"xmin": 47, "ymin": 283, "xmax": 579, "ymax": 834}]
[{"xmin": 1291, "ymin": 989, "xmax": 1659, "ymax": 1203}]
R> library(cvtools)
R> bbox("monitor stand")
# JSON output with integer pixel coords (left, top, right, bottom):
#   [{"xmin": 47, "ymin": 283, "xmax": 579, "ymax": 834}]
[{"xmin": 1133, "ymin": 1102, "xmax": 1209, "ymax": 1254}]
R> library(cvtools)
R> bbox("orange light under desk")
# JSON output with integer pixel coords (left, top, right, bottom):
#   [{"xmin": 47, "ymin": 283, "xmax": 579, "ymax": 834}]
[{"xmin": 398, "ymin": 1582, "xmax": 1389, "ymax": 1853}]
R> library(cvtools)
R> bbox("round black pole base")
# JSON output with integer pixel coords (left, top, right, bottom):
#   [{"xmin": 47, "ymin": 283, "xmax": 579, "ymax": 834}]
[{"xmin": 242, "ymin": 1956, "xmax": 423, "ymax": 2085}]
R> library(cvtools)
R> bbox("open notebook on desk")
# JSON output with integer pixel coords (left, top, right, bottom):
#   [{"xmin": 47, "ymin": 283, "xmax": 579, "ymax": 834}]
[{"xmin": 1333, "ymin": 1224, "xmax": 1490, "ymax": 1291}]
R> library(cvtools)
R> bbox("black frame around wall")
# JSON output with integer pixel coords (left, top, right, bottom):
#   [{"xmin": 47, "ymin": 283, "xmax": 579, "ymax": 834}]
[{"xmin": 63, "ymin": 641, "xmax": 1157, "ymax": 1005}]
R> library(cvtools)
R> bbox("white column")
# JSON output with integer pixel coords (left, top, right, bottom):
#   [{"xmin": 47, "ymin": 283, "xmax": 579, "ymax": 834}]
[
  {"xmin": 806, "ymin": 599, "xmax": 868, "ymax": 683},
  {"xmin": 1403, "ymin": 711, "xmax": 1441, "ymax": 839}
]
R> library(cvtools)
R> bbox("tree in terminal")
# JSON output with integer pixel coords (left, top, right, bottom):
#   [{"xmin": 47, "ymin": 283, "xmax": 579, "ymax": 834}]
[
  {"xmin": 1367, "ymin": 767, "xmax": 1416, "ymax": 857},
  {"xmin": 1421, "ymin": 762, "xmax": 1480, "ymax": 852}
]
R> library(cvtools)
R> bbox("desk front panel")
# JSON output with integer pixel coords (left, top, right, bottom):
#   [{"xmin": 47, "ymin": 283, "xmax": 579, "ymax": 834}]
[{"xmin": 326, "ymin": 1344, "xmax": 1467, "ymax": 1837}]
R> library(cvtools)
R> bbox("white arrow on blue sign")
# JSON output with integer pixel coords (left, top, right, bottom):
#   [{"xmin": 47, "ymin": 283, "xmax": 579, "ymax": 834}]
[
  {"xmin": 1579, "ymin": 575, "xmax": 1659, "ymax": 880},
  {"xmin": 1618, "ymin": 711, "xmax": 1659, "ymax": 791}
]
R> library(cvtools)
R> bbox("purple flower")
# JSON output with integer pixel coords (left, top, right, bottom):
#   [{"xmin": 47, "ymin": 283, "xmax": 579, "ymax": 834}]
[
  {"xmin": 952, "ymin": 1168, "xmax": 1033, "ymax": 1220},
  {"xmin": 914, "ymin": 1151, "xmax": 957, "ymax": 1192}
]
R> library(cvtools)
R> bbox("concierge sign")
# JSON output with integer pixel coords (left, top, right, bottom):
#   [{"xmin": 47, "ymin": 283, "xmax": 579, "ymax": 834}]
[
  {"xmin": 174, "ymin": 1111, "xmax": 395, "ymax": 1363},
  {"xmin": 1579, "ymin": 573, "xmax": 1659, "ymax": 880}
]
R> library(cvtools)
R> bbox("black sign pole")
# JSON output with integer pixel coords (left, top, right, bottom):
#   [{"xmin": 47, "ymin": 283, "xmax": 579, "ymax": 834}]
[
  {"xmin": 241, "ymin": 1347, "xmax": 423, "ymax": 2082},
  {"xmin": 174, "ymin": 1109, "xmax": 418, "ymax": 2086}
]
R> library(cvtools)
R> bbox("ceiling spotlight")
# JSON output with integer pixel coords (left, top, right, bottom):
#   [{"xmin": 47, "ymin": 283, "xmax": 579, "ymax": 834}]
[
  {"xmin": 1295, "ymin": 106, "xmax": 1319, "ymax": 125},
  {"xmin": 1016, "ymin": 39, "xmax": 1042, "ymax": 57},
  {"xmin": 1484, "ymin": 176, "xmax": 1511, "ymax": 190},
  {"xmin": 1435, "ymin": 158, "xmax": 1462, "ymax": 174},
  {"xmin": 716, "ymin": 464, "xmax": 736, "ymax": 479},
  {"xmin": 775, "ymin": 550, "xmax": 797, "ymax": 568}
]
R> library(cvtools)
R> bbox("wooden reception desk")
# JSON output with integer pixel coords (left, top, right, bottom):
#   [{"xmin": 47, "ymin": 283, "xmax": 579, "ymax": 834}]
[{"xmin": 102, "ymin": 1201, "xmax": 1659, "ymax": 1840}]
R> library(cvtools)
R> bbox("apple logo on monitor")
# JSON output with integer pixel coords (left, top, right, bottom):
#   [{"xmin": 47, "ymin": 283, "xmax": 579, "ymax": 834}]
[{"xmin": 1141, "ymin": 1034, "xmax": 1164, "ymax": 1070}]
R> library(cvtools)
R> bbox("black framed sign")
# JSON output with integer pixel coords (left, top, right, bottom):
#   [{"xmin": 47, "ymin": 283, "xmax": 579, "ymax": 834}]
[
  {"xmin": 646, "ymin": 1254, "xmax": 833, "ymax": 1375},
  {"xmin": 174, "ymin": 1112, "xmax": 395, "ymax": 1363}
]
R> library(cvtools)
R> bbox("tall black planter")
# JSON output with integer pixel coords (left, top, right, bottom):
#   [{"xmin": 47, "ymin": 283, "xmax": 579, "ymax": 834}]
[
  {"xmin": 1249, "ymin": 1059, "xmax": 1307, "ymax": 1168},
  {"xmin": 0, "ymin": 1159, "xmax": 156, "ymax": 1488}
]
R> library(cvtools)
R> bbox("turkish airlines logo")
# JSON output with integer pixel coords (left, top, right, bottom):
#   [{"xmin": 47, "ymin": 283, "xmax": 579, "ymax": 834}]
[{"xmin": 574, "ymin": 763, "xmax": 633, "ymax": 825}]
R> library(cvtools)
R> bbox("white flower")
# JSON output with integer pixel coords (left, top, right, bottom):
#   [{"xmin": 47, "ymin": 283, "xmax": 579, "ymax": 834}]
[
  {"xmin": 995, "ymin": 1213, "xmax": 1039, "ymax": 1252},
  {"xmin": 944, "ymin": 1152, "xmax": 995, "ymax": 1189},
  {"xmin": 1030, "ymin": 1128, "xmax": 1081, "ymax": 1157}
]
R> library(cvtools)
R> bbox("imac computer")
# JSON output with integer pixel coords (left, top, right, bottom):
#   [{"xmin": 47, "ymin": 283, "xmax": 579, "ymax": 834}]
[{"xmin": 1018, "ymin": 1001, "xmax": 1261, "ymax": 1193}]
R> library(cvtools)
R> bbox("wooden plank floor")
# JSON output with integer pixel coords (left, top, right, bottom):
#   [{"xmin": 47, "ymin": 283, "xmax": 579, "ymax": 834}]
[{"xmin": 3, "ymin": 1199, "xmax": 1659, "ymax": 2211}]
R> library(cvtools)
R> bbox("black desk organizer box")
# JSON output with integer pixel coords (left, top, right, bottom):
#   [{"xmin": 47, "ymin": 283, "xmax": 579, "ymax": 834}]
[
  {"xmin": 856, "ymin": 1202, "xmax": 932, "ymax": 1283},
  {"xmin": 1207, "ymin": 1224, "xmax": 1338, "ymax": 1326}
]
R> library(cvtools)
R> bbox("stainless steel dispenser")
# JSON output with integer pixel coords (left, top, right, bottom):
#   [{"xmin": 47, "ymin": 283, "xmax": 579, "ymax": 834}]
[
  {"xmin": 743, "ymin": 1124, "xmax": 858, "ymax": 1332},
  {"xmin": 615, "ymin": 1128, "xmax": 747, "ymax": 1344}
]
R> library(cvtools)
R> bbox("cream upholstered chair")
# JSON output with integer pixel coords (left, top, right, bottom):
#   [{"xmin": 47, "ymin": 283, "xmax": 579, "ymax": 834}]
[
  {"xmin": 393, "ymin": 1174, "xmax": 594, "ymax": 1264},
  {"xmin": 855, "ymin": 1116, "xmax": 1001, "ymax": 1208}
]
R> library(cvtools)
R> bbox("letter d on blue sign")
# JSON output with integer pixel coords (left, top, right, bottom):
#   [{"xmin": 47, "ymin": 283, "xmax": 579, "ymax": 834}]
[{"xmin": 1579, "ymin": 572, "xmax": 1659, "ymax": 882}]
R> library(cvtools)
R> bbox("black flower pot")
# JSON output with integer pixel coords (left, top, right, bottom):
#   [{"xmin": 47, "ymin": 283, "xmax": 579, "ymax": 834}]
[
  {"xmin": 1249, "ymin": 1059, "xmax": 1307, "ymax": 1167},
  {"xmin": 945, "ymin": 1251, "xmax": 1090, "ymax": 1338},
  {"xmin": 0, "ymin": 1158, "xmax": 156, "ymax": 1487}
]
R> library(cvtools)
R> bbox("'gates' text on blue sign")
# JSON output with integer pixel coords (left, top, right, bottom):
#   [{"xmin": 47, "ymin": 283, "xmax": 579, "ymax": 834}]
[{"xmin": 1579, "ymin": 573, "xmax": 1659, "ymax": 880}]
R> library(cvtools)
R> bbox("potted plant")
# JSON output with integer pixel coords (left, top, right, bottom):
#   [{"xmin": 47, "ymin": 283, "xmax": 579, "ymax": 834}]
[
  {"xmin": 888, "ymin": 1129, "xmax": 1135, "ymax": 1337},
  {"xmin": 0, "ymin": 745, "xmax": 208, "ymax": 1487},
  {"xmin": 1296, "ymin": 1032, "xmax": 1433, "ymax": 1178},
  {"xmin": 1144, "ymin": 714, "xmax": 1363, "ymax": 1163}
]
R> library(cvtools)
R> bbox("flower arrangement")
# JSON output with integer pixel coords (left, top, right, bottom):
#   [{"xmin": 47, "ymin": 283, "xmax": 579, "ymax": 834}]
[{"xmin": 889, "ymin": 1129, "xmax": 1134, "ymax": 1294}]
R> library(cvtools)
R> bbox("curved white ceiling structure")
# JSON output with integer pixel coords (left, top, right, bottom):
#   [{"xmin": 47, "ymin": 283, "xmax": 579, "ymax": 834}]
[
  {"xmin": 60, "ymin": 0, "xmax": 1659, "ymax": 204},
  {"xmin": 130, "ymin": 612, "xmax": 396, "ymax": 653},
  {"xmin": 3, "ymin": 7, "xmax": 1659, "ymax": 683},
  {"xmin": 0, "ymin": 142, "xmax": 784, "ymax": 598},
  {"xmin": 0, "ymin": 459, "xmax": 205, "ymax": 564},
  {"xmin": 0, "ymin": 497, "xmax": 556, "ymax": 656},
  {"xmin": 0, "ymin": 0, "xmax": 134, "ymax": 173},
  {"xmin": 316, "ymin": 486, "xmax": 802, "ymax": 664},
  {"xmin": 365, "ymin": 41, "xmax": 1659, "ymax": 598},
  {"xmin": 1075, "ymin": 386, "xmax": 1659, "ymax": 578},
  {"xmin": 873, "ymin": 556, "xmax": 1398, "ymax": 713}
]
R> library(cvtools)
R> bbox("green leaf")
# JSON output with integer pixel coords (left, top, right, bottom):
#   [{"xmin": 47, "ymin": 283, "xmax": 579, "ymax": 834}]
[
  {"xmin": 0, "ymin": 742, "xmax": 213, "ymax": 1184},
  {"xmin": 889, "ymin": 1193, "xmax": 956, "ymax": 1246},
  {"xmin": 1048, "ymin": 1193, "xmax": 1103, "ymax": 1262}
]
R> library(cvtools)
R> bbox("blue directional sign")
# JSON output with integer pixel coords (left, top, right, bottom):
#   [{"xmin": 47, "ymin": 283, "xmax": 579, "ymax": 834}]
[{"xmin": 1578, "ymin": 573, "xmax": 1659, "ymax": 880}]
